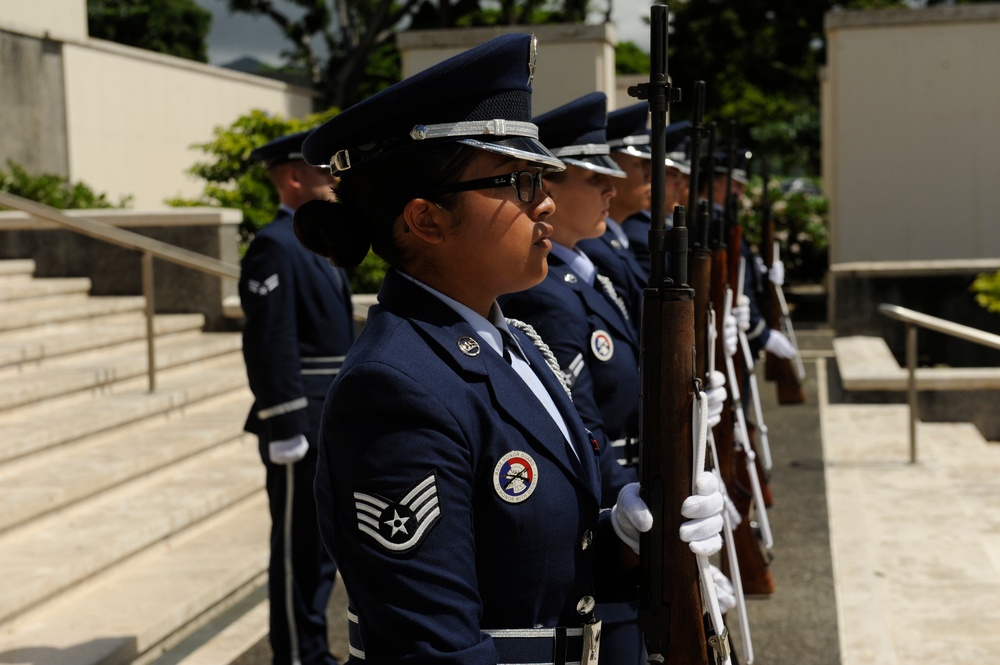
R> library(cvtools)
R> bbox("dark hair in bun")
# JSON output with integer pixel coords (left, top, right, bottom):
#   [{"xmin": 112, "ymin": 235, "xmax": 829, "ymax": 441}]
[{"xmin": 294, "ymin": 142, "xmax": 478, "ymax": 269}]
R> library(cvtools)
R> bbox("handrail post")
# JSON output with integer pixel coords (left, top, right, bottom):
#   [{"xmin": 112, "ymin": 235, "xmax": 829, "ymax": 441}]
[
  {"xmin": 142, "ymin": 251, "xmax": 156, "ymax": 393},
  {"xmin": 906, "ymin": 322, "xmax": 917, "ymax": 463}
]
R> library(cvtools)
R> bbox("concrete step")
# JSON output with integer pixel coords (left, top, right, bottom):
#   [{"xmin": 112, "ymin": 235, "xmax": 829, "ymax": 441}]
[
  {"xmin": 0, "ymin": 353, "xmax": 248, "ymax": 464},
  {"xmin": 0, "ymin": 492, "xmax": 269, "ymax": 665},
  {"xmin": 0, "ymin": 276, "xmax": 92, "ymax": 302},
  {"xmin": 0, "ymin": 387, "xmax": 252, "ymax": 534},
  {"xmin": 0, "ymin": 258, "xmax": 36, "ymax": 279},
  {"xmin": 0, "ymin": 434, "xmax": 263, "ymax": 624},
  {"xmin": 0, "ymin": 294, "xmax": 146, "ymax": 332},
  {"xmin": 0, "ymin": 331, "xmax": 242, "ymax": 411},
  {"xmin": 0, "ymin": 312, "xmax": 207, "ymax": 369}
]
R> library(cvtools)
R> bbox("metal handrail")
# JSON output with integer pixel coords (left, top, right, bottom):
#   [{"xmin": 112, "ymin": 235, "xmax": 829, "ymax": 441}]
[
  {"xmin": 0, "ymin": 191, "xmax": 240, "ymax": 392},
  {"xmin": 877, "ymin": 303, "xmax": 1000, "ymax": 463}
]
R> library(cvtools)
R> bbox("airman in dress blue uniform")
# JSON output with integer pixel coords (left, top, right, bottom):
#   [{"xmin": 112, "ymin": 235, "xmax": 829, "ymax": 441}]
[
  {"xmin": 499, "ymin": 91, "xmax": 650, "ymax": 664},
  {"xmin": 293, "ymin": 34, "xmax": 725, "ymax": 664},
  {"xmin": 240, "ymin": 130, "xmax": 354, "ymax": 665}
]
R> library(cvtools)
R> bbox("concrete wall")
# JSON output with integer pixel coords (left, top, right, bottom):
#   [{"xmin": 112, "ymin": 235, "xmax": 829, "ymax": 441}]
[
  {"xmin": 1, "ymin": 0, "xmax": 88, "ymax": 39},
  {"xmin": 397, "ymin": 23, "xmax": 618, "ymax": 115},
  {"xmin": 0, "ymin": 21, "xmax": 319, "ymax": 209},
  {"xmin": 824, "ymin": 5, "xmax": 1000, "ymax": 265}
]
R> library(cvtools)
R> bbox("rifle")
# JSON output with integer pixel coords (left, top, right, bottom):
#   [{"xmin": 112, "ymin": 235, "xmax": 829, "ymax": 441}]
[
  {"xmin": 760, "ymin": 158, "xmax": 807, "ymax": 404},
  {"xmin": 716, "ymin": 124, "xmax": 775, "ymax": 598},
  {"xmin": 631, "ymin": 7, "xmax": 728, "ymax": 663}
]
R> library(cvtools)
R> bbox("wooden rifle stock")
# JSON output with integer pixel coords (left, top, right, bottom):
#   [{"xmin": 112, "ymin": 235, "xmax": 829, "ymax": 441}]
[
  {"xmin": 632, "ymin": 7, "xmax": 715, "ymax": 662},
  {"xmin": 760, "ymin": 159, "xmax": 806, "ymax": 404}
]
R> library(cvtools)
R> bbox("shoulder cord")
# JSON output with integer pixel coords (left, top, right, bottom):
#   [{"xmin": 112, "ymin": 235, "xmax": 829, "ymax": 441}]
[
  {"xmin": 505, "ymin": 318, "xmax": 573, "ymax": 401},
  {"xmin": 595, "ymin": 273, "xmax": 630, "ymax": 322}
]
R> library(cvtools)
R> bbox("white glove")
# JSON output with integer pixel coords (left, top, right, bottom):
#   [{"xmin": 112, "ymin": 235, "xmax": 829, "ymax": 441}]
[
  {"xmin": 764, "ymin": 329, "xmax": 796, "ymax": 359},
  {"xmin": 720, "ymin": 478, "xmax": 742, "ymax": 528},
  {"xmin": 754, "ymin": 255, "xmax": 767, "ymax": 275},
  {"xmin": 705, "ymin": 370, "xmax": 726, "ymax": 429},
  {"xmin": 722, "ymin": 313, "xmax": 738, "ymax": 358},
  {"xmin": 733, "ymin": 295, "xmax": 751, "ymax": 333},
  {"xmin": 769, "ymin": 258, "xmax": 785, "ymax": 286},
  {"xmin": 611, "ymin": 482, "xmax": 653, "ymax": 556},
  {"xmin": 680, "ymin": 473, "xmax": 724, "ymax": 556},
  {"xmin": 269, "ymin": 434, "xmax": 309, "ymax": 465},
  {"xmin": 710, "ymin": 564, "xmax": 737, "ymax": 614}
]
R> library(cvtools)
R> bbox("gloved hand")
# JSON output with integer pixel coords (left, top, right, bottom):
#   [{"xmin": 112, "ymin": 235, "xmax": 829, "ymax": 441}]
[
  {"xmin": 705, "ymin": 370, "xmax": 726, "ymax": 429},
  {"xmin": 769, "ymin": 258, "xmax": 785, "ymax": 286},
  {"xmin": 764, "ymin": 329, "xmax": 796, "ymax": 359},
  {"xmin": 611, "ymin": 482, "xmax": 653, "ymax": 556},
  {"xmin": 720, "ymin": 478, "xmax": 742, "ymax": 528},
  {"xmin": 733, "ymin": 295, "xmax": 751, "ymax": 333},
  {"xmin": 710, "ymin": 564, "xmax": 736, "ymax": 614},
  {"xmin": 269, "ymin": 434, "xmax": 309, "ymax": 465},
  {"xmin": 723, "ymin": 312, "xmax": 738, "ymax": 358},
  {"xmin": 680, "ymin": 472, "xmax": 724, "ymax": 556}
]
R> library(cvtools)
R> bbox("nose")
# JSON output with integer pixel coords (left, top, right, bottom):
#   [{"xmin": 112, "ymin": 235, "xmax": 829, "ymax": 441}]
[{"xmin": 531, "ymin": 188, "xmax": 556, "ymax": 219}]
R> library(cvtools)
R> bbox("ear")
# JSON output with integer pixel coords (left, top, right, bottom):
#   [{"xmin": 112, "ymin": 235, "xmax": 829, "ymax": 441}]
[{"xmin": 402, "ymin": 198, "xmax": 449, "ymax": 245}]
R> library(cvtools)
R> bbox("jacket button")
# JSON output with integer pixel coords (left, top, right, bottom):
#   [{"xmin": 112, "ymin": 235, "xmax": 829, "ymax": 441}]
[
  {"xmin": 581, "ymin": 530, "xmax": 593, "ymax": 550},
  {"xmin": 576, "ymin": 596, "xmax": 595, "ymax": 615}
]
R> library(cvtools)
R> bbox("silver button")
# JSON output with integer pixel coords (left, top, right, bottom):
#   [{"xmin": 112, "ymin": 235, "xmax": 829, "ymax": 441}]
[
  {"xmin": 563, "ymin": 273, "xmax": 578, "ymax": 283},
  {"xmin": 581, "ymin": 530, "xmax": 593, "ymax": 550},
  {"xmin": 576, "ymin": 596, "xmax": 595, "ymax": 615}
]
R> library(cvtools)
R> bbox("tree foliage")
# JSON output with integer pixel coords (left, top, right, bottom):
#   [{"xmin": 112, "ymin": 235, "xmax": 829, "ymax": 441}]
[
  {"xmin": 0, "ymin": 160, "xmax": 132, "ymax": 209},
  {"xmin": 971, "ymin": 271, "xmax": 1000, "ymax": 315},
  {"xmin": 88, "ymin": 0, "xmax": 212, "ymax": 62},
  {"xmin": 227, "ymin": 0, "xmax": 598, "ymax": 109}
]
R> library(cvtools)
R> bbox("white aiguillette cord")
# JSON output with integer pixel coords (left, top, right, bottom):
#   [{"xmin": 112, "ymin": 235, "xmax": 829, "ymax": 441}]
[{"xmin": 693, "ymin": 388, "xmax": 731, "ymax": 665}]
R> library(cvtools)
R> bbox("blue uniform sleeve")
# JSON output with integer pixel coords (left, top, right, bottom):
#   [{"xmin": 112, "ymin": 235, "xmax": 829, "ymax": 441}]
[
  {"xmin": 741, "ymin": 240, "xmax": 771, "ymax": 356},
  {"xmin": 239, "ymin": 235, "xmax": 309, "ymax": 441}
]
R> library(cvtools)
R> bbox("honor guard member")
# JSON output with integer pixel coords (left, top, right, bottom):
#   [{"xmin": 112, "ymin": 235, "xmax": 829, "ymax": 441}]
[
  {"xmin": 500, "ymin": 91, "xmax": 649, "ymax": 665},
  {"xmin": 294, "ymin": 34, "xmax": 725, "ymax": 664},
  {"xmin": 240, "ymin": 130, "xmax": 353, "ymax": 665},
  {"xmin": 702, "ymin": 150, "xmax": 794, "ymax": 361},
  {"xmin": 577, "ymin": 104, "xmax": 651, "ymax": 324}
]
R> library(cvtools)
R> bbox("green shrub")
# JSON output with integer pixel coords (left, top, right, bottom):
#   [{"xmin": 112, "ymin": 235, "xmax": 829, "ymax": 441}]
[
  {"xmin": 0, "ymin": 160, "xmax": 131, "ymax": 209},
  {"xmin": 971, "ymin": 271, "xmax": 1000, "ymax": 314}
]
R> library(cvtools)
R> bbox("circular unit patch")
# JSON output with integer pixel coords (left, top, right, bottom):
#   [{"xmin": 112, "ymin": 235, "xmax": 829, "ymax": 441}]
[
  {"xmin": 590, "ymin": 329, "xmax": 614, "ymax": 361},
  {"xmin": 493, "ymin": 451, "xmax": 539, "ymax": 504}
]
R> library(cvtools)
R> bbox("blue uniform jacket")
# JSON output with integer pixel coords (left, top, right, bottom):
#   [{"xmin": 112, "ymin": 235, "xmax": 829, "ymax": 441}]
[
  {"xmin": 578, "ymin": 227, "xmax": 647, "ymax": 327},
  {"xmin": 499, "ymin": 253, "xmax": 640, "ymax": 507},
  {"xmin": 740, "ymin": 237, "xmax": 772, "ymax": 357},
  {"xmin": 239, "ymin": 208, "xmax": 355, "ymax": 443},
  {"xmin": 314, "ymin": 269, "xmax": 632, "ymax": 663}
]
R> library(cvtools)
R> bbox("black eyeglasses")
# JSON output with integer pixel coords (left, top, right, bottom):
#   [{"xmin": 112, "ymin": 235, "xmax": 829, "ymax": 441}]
[{"xmin": 419, "ymin": 170, "xmax": 546, "ymax": 204}]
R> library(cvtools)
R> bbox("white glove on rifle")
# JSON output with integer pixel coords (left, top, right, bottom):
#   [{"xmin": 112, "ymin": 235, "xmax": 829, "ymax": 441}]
[
  {"xmin": 723, "ymin": 312, "xmax": 738, "ymax": 358},
  {"xmin": 611, "ymin": 482, "xmax": 653, "ymax": 556},
  {"xmin": 710, "ymin": 564, "xmax": 737, "ymax": 614},
  {"xmin": 269, "ymin": 434, "xmax": 309, "ymax": 465},
  {"xmin": 733, "ymin": 295, "xmax": 751, "ymax": 333},
  {"xmin": 764, "ymin": 329, "xmax": 796, "ymax": 360},
  {"xmin": 680, "ymin": 472, "xmax": 724, "ymax": 556},
  {"xmin": 769, "ymin": 258, "xmax": 785, "ymax": 286},
  {"xmin": 720, "ymin": 477, "xmax": 742, "ymax": 528},
  {"xmin": 705, "ymin": 370, "xmax": 726, "ymax": 429}
]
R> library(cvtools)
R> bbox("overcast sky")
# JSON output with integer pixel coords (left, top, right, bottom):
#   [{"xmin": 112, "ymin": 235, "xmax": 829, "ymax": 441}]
[{"xmin": 194, "ymin": 0, "xmax": 653, "ymax": 67}]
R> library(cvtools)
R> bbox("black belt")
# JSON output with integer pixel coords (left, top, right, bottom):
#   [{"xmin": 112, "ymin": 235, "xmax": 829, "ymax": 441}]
[
  {"xmin": 611, "ymin": 437, "xmax": 640, "ymax": 467},
  {"xmin": 348, "ymin": 610, "xmax": 585, "ymax": 664}
]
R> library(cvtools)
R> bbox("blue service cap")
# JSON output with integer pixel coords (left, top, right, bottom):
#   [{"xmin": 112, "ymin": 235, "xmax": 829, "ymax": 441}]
[
  {"xmin": 302, "ymin": 34, "xmax": 564, "ymax": 175},
  {"xmin": 706, "ymin": 148, "xmax": 752, "ymax": 185},
  {"xmin": 606, "ymin": 102, "xmax": 651, "ymax": 159},
  {"xmin": 250, "ymin": 129, "xmax": 316, "ymax": 168},
  {"xmin": 665, "ymin": 121, "xmax": 691, "ymax": 175},
  {"xmin": 533, "ymin": 92, "xmax": 625, "ymax": 178}
]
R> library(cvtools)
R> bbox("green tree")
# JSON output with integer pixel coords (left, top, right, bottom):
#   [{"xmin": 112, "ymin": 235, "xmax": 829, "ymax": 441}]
[
  {"xmin": 226, "ymin": 0, "xmax": 600, "ymax": 109},
  {"xmin": 0, "ymin": 160, "xmax": 131, "ymax": 209},
  {"xmin": 167, "ymin": 109, "xmax": 388, "ymax": 293},
  {"xmin": 88, "ymin": 0, "xmax": 212, "ymax": 62},
  {"xmin": 971, "ymin": 271, "xmax": 1000, "ymax": 315}
]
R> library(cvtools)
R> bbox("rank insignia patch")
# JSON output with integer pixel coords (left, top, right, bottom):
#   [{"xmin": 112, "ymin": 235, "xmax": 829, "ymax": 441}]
[
  {"xmin": 590, "ymin": 330, "xmax": 614, "ymax": 361},
  {"xmin": 354, "ymin": 473, "xmax": 441, "ymax": 553},
  {"xmin": 493, "ymin": 451, "xmax": 539, "ymax": 503}
]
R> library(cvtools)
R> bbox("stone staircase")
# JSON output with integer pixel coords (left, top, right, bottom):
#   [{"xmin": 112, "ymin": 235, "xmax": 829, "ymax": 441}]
[{"xmin": 0, "ymin": 259, "xmax": 270, "ymax": 665}]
